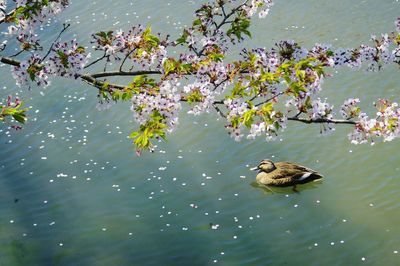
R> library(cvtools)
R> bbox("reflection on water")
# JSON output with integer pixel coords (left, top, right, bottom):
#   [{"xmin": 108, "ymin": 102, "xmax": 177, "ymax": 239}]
[
  {"xmin": 250, "ymin": 180, "xmax": 323, "ymax": 195},
  {"xmin": 1, "ymin": 0, "xmax": 400, "ymax": 265}
]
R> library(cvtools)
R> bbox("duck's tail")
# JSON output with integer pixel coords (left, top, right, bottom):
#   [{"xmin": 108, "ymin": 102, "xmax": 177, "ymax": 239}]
[
  {"xmin": 310, "ymin": 172, "xmax": 323, "ymax": 181},
  {"xmin": 297, "ymin": 172, "xmax": 323, "ymax": 183}
]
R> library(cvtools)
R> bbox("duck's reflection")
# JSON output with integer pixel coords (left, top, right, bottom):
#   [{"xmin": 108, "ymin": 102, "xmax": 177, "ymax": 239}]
[{"xmin": 250, "ymin": 180, "xmax": 323, "ymax": 195}]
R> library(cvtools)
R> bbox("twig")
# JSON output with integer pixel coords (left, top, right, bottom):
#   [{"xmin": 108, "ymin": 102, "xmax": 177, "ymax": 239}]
[
  {"xmin": 215, "ymin": 1, "xmax": 247, "ymax": 32},
  {"xmin": 212, "ymin": 77, "xmax": 229, "ymax": 91},
  {"xmin": 213, "ymin": 103, "xmax": 226, "ymax": 118},
  {"xmin": 255, "ymin": 91, "xmax": 285, "ymax": 107},
  {"xmin": 84, "ymin": 51, "xmax": 107, "ymax": 69},
  {"xmin": 40, "ymin": 23, "xmax": 71, "ymax": 63},
  {"xmin": 119, "ymin": 49, "xmax": 136, "ymax": 72},
  {"xmin": 221, "ymin": 4, "xmax": 227, "ymax": 17},
  {"xmin": 10, "ymin": 49, "xmax": 25, "ymax": 58}
]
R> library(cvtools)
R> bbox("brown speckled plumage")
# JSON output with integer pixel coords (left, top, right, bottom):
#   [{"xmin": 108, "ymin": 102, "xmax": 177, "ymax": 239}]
[{"xmin": 251, "ymin": 159, "xmax": 323, "ymax": 187}]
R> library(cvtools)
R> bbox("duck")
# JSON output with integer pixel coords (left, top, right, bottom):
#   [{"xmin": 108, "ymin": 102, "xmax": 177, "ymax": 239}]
[{"xmin": 250, "ymin": 159, "xmax": 323, "ymax": 192}]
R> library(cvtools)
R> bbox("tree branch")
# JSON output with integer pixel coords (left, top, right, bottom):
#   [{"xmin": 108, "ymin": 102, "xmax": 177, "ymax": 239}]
[
  {"xmin": 287, "ymin": 116, "xmax": 357, "ymax": 125},
  {"xmin": 0, "ymin": 56, "xmax": 20, "ymax": 67},
  {"xmin": 80, "ymin": 74, "xmax": 125, "ymax": 90},
  {"xmin": 0, "ymin": 55, "xmax": 373, "ymax": 127},
  {"xmin": 91, "ymin": 70, "xmax": 162, "ymax": 78}
]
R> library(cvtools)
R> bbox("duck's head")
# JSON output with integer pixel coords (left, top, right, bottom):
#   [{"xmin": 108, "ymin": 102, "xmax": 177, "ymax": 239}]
[{"xmin": 250, "ymin": 159, "xmax": 276, "ymax": 173}]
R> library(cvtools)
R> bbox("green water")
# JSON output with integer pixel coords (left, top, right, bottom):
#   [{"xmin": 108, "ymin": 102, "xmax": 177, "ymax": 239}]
[{"xmin": 1, "ymin": 0, "xmax": 400, "ymax": 265}]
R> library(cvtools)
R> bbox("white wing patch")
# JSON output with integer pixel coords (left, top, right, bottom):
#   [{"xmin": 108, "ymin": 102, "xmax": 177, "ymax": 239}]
[{"xmin": 298, "ymin": 172, "xmax": 312, "ymax": 181}]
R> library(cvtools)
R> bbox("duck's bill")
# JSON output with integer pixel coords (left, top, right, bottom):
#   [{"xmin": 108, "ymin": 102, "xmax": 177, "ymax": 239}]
[{"xmin": 249, "ymin": 166, "xmax": 259, "ymax": 171}]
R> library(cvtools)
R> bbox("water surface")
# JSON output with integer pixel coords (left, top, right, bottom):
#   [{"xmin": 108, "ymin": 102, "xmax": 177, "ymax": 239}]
[{"xmin": 1, "ymin": 0, "xmax": 400, "ymax": 265}]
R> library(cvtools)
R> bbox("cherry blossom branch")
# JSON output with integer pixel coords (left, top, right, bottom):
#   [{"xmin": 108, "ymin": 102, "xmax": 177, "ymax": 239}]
[
  {"xmin": 40, "ymin": 23, "xmax": 71, "ymax": 63},
  {"xmin": 287, "ymin": 116, "xmax": 357, "ymax": 125},
  {"xmin": 0, "ymin": 56, "xmax": 19, "ymax": 67},
  {"xmin": 90, "ymin": 70, "xmax": 162, "ymax": 78}
]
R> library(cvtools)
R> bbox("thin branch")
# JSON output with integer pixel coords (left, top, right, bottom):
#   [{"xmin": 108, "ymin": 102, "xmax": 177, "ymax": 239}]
[
  {"xmin": 221, "ymin": 4, "xmax": 227, "ymax": 17},
  {"xmin": 40, "ymin": 23, "xmax": 71, "ymax": 63},
  {"xmin": 287, "ymin": 116, "xmax": 357, "ymax": 125},
  {"xmin": 255, "ymin": 91, "xmax": 285, "ymax": 107},
  {"xmin": 213, "ymin": 103, "xmax": 226, "ymax": 118},
  {"xmin": 215, "ymin": 1, "xmax": 247, "ymax": 32},
  {"xmin": 103, "ymin": 56, "xmax": 109, "ymax": 72},
  {"xmin": 84, "ymin": 51, "xmax": 107, "ymax": 69},
  {"xmin": 293, "ymin": 111, "xmax": 302, "ymax": 118},
  {"xmin": 212, "ymin": 77, "xmax": 229, "ymax": 91},
  {"xmin": 188, "ymin": 44, "xmax": 201, "ymax": 57},
  {"xmin": 119, "ymin": 49, "xmax": 136, "ymax": 72},
  {"xmin": 10, "ymin": 49, "xmax": 25, "ymax": 58},
  {"xmin": 213, "ymin": 100, "xmax": 225, "ymax": 105}
]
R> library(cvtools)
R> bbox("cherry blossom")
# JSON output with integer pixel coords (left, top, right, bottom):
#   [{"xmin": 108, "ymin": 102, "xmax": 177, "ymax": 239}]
[
  {"xmin": 341, "ymin": 98, "xmax": 361, "ymax": 119},
  {"xmin": 47, "ymin": 39, "xmax": 90, "ymax": 78},
  {"xmin": 11, "ymin": 54, "xmax": 49, "ymax": 87}
]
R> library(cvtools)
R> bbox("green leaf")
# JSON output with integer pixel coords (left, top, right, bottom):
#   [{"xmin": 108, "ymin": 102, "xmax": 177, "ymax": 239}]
[
  {"xmin": 176, "ymin": 30, "xmax": 189, "ymax": 45},
  {"xmin": 192, "ymin": 19, "xmax": 202, "ymax": 27},
  {"xmin": 129, "ymin": 131, "xmax": 139, "ymax": 139},
  {"xmin": 261, "ymin": 102, "xmax": 274, "ymax": 114},
  {"xmin": 230, "ymin": 116, "xmax": 240, "ymax": 128},
  {"xmin": 163, "ymin": 58, "xmax": 176, "ymax": 76},
  {"xmin": 12, "ymin": 113, "xmax": 26, "ymax": 124},
  {"xmin": 231, "ymin": 82, "xmax": 247, "ymax": 98},
  {"xmin": 242, "ymin": 110, "xmax": 255, "ymax": 128},
  {"xmin": 209, "ymin": 53, "xmax": 224, "ymax": 62},
  {"xmin": 186, "ymin": 89, "xmax": 203, "ymax": 103}
]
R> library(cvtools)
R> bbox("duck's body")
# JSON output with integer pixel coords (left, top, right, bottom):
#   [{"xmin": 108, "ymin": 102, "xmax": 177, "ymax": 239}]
[{"xmin": 251, "ymin": 160, "xmax": 323, "ymax": 189}]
